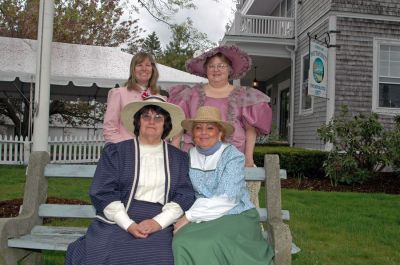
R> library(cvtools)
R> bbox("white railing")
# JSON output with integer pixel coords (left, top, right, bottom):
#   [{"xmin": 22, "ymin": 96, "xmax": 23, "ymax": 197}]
[
  {"xmin": 230, "ymin": 14, "xmax": 294, "ymax": 38},
  {"xmin": 0, "ymin": 135, "xmax": 105, "ymax": 165}
]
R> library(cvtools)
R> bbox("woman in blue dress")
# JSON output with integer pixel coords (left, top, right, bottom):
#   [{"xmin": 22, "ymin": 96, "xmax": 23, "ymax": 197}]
[
  {"xmin": 172, "ymin": 106, "xmax": 274, "ymax": 265},
  {"xmin": 65, "ymin": 96, "xmax": 195, "ymax": 265}
]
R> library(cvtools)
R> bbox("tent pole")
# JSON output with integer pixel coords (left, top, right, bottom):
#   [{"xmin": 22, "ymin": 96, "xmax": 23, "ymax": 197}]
[{"xmin": 32, "ymin": 0, "xmax": 54, "ymax": 152}]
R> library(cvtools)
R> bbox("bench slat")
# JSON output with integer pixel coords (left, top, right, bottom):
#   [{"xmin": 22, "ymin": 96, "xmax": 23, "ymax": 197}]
[
  {"xmin": 257, "ymin": 208, "xmax": 290, "ymax": 221},
  {"xmin": 39, "ymin": 204, "xmax": 96, "ymax": 218},
  {"xmin": 245, "ymin": 167, "xmax": 287, "ymax": 181},
  {"xmin": 8, "ymin": 226, "xmax": 86, "ymax": 251},
  {"xmin": 44, "ymin": 164, "xmax": 287, "ymax": 180},
  {"xmin": 44, "ymin": 164, "xmax": 96, "ymax": 178}
]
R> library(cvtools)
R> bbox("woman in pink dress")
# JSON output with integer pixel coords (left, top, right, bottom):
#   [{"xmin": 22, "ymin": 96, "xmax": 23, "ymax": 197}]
[
  {"xmin": 168, "ymin": 45, "xmax": 272, "ymax": 206},
  {"xmin": 103, "ymin": 52, "xmax": 161, "ymax": 143}
]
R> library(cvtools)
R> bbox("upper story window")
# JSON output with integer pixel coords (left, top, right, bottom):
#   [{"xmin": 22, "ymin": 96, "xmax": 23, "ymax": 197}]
[
  {"xmin": 300, "ymin": 53, "xmax": 313, "ymax": 114},
  {"xmin": 373, "ymin": 39, "xmax": 400, "ymax": 115}
]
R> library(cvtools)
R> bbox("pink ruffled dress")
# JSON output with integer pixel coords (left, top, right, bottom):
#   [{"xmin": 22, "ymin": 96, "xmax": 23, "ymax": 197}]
[{"xmin": 168, "ymin": 84, "xmax": 272, "ymax": 152}]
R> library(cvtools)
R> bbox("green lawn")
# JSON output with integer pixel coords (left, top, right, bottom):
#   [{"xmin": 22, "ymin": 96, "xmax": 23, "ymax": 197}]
[{"xmin": 1, "ymin": 165, "xmax": 399, "ymax": 265}]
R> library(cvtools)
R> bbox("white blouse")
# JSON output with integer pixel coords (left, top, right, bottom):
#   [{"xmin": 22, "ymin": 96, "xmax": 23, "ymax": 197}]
[{"xmin": 103, "ymin": 141, "xmax": 183, "ymax": 231}]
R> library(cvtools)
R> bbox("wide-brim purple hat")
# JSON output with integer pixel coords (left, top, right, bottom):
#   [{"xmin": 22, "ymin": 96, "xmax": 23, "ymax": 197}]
[{"xmin": 186, "ymin": 45, "xmax": 252, "ymax": 80}]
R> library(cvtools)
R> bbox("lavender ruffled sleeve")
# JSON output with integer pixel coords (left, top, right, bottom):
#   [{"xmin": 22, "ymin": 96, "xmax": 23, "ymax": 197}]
[
  {"xmin": 167, "ymin": 84, "xmax": 194, "ymax": 117},
  {"xmin": 239, "ymin": 87, "xmax": 272, "ymax": 135}
]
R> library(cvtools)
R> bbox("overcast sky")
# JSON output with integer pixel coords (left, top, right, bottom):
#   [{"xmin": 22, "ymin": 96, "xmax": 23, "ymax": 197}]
[{"xmin": 134, "ymin": 0, "xmax": 236, "ymax": 48}]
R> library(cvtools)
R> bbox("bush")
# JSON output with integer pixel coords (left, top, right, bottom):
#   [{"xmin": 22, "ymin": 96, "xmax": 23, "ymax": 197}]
[
  {"xmin": 385, "ymin": 116, "xmax": 400, "ymax": 173},
  {"xmin": 254, "ymin": 146, "xmax": 328, "ymax": 178},
  {"xmin": 317, "ymin": 105, "xmax": 398, "ymax": 185}
]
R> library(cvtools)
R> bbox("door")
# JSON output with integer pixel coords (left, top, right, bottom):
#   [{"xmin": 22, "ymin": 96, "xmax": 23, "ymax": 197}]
[{"xmin": 279, "ymin": 87, "xmax": 290, "ymax": 141}]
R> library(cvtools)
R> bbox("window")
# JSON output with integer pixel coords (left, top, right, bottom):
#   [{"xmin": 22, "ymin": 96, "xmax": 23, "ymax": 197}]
[
  {"xmin": 300, "ymin": 53, "xmax": 313, "ymax": 114},
  {"xmin": 373, "ymin": 39, "xmax": 400, "ymax": 114}
]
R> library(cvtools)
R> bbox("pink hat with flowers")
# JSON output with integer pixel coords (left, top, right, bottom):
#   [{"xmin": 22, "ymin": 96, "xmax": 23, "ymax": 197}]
[{"xmin": 186, "ymin": 45, "xmax": 252, "ymax": 80}]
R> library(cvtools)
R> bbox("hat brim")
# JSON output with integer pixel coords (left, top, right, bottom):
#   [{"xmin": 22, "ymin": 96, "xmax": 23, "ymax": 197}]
[
  {"xmin": 186, "ymin": 45, "xmax": 252, "ymax": 80},
  {"xmin": 181, "ymin": 119, "xmax": 234, "ymax": 138},
  {"xmin": 121, "ymin": 101, "xmax": 185, "ymax": 139}
]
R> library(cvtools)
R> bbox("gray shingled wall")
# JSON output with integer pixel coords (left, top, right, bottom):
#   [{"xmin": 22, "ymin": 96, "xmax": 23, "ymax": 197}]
[
  {"xmin": 297, "ymin": 0, "xmax": 331, "ymax": 34},
  {"xmin": 293, "ymin": 20, "xmax": 329, "ymax": 150},
  {"xmin": 336, "ymin": 17, "xmax": 400, "ymax": 127},
  {"xmin": 331, "ymin": 0, "xmax": 400, "ymax": 16}
]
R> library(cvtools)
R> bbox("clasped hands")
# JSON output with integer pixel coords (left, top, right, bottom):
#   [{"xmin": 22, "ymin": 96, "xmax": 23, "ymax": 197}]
[
  {"xmin": 127, "ymin": 216, "xmax": 190, "ymax": 238},
  {"xmin": 127, "ymin": 219, "xmax": 161, "ymax": 239}
]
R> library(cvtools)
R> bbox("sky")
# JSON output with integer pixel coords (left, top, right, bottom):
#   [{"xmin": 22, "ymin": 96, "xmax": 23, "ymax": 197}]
[{"xmin": 133, "ymin": 0, "xmax": 237, "ymax": 48}]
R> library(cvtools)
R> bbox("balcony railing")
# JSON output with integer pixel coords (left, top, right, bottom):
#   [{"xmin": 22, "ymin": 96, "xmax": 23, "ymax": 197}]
[{"xmin": 229, "ymin": 14, "xmax": 294, "ymax": 39}]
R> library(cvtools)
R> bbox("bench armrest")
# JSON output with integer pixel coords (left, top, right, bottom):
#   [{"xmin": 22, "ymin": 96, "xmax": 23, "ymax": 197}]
[{"xmin": 0, "ymin": 151, "xmax": 49, "ymax": 264}]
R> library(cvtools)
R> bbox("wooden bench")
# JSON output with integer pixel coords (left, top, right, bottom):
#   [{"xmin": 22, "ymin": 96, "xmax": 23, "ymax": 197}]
[{"xmin": 0, "ymin": 151, "xmax": 296, "ymax": 265}]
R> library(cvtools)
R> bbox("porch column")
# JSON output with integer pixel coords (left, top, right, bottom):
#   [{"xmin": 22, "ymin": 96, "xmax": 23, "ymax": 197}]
[{"xmin": 32, "ymin": 0, "xmax": 54, "ymax": 152}]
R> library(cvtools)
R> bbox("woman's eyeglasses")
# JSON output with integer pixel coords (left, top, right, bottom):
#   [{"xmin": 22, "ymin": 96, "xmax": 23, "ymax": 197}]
[
  {"xmin": 141, "ymin": 113, "xmax": 164, "ymax": 123},
  {"xmin": 207, "ymin": 64, "xmax": 228, "ymax": 70}
]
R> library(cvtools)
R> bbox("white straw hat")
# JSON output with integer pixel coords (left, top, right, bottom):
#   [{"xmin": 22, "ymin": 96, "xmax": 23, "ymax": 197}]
[
  {"xmin": 181, "ymin": 106, "xmax": 234, "ymax": 137},
  {"xmin": 121, "ymin": 95, "xmax": 185, "ymax": 139}
]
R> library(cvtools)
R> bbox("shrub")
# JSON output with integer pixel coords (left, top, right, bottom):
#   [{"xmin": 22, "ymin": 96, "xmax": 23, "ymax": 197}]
[
  {"xmin": 317, "ymin": 105, "xmax": 392, "ymax": 185},
  {"xmin": 254, "ymin": 146, "xmax": 327, "ymax": 178},
  {"xmin": 385, "ymin": 116, "xmax": 400, "ymax": 173}
]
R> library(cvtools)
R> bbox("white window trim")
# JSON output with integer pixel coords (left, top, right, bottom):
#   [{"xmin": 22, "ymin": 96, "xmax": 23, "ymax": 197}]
[
  {"xmin": 373, "ymin": 38, "xmax": 400, "ymax": 115},
  {"xmin": 299, "ymin": 51, "xmax": 314, "ymax": 116}
]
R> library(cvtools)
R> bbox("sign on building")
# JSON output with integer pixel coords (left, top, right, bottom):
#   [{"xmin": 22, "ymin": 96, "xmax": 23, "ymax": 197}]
[{"xmin": 308, "ymin": 41, "xmax": 328, "ymax": 98}]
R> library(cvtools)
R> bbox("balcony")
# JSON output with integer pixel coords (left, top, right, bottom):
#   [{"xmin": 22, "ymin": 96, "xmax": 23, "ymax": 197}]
[{"xmin": 228, "ymin": 14, "xmax": 295, "ymax": 39}]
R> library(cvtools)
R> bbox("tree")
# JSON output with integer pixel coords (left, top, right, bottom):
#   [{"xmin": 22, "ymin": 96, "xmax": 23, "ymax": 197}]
[
  {"xmin": 0, "ymin": 0, "xmax": 217, "ymax": 137},
  {"xmin": 0, "ymin": 0, "xmax": 143, "ymax": 137},
  {"xmin": 159, "ymin": 18, "xmax": 215, "ymax": 70},
  {"xmin": 141, "ymin": 31, "xmax": 163, "ymax": 59}
]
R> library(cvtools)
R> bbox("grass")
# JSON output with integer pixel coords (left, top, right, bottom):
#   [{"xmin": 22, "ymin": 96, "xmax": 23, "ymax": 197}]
[
  {"xmin": 1, "ymin": 165, "xmax": 400, "ymax": 265},
  {"xmin": 280, "ymin": 190, "xmax": 400, "ymax": 265}
]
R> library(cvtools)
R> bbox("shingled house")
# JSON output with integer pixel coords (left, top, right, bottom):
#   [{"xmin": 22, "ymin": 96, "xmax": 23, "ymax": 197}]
[{"xmin": 222, "ymin": 0, "xmax": 400, "ymax": 150}]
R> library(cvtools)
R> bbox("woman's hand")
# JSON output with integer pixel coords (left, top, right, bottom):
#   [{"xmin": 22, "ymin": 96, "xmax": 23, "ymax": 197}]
[
  {"xmin": 127, "ymin": 219, "xmax": 161, "ymax": 238},
  {"xmin": 138, "ymin": 219, "xmax": 162, "ymax": 234},
  {"xmin": 127, "ymin": 223, "xmax": 148, "ymax": 238},
  {"xmin": 173, "ymin": 216, "xmax": 189, "ymax": 234}
]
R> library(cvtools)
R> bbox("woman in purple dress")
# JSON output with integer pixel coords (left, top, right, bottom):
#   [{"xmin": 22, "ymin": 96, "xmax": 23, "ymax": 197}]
[
  {"xmin": 65, "ymin": 96, "xmax": 195, "ymax": 265},
  {"xmin": 168, "ymin": 45, "xmax": 272, "ymax": 206}
]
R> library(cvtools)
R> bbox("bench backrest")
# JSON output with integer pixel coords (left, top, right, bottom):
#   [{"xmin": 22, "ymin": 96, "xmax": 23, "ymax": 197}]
[{"xmin": 41, "ymin": 164, "xmax": 284, "ymax": 221}]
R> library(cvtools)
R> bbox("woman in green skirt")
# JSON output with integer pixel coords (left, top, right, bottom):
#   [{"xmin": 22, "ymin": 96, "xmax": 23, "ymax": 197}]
[{"xmin": 173, "ymin": 106, "xmax": 274, "ymax": 265}]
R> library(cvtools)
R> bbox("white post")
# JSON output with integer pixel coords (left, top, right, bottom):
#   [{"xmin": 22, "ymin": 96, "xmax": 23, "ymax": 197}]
[
  {"xmin": 325, "ymin": 15, "xmax": 337, "ymax": 151},
  {"xmin": 23, "ymin": 136, "xmax": 31, "ymax": 165},
  {"xmin": 32, "ymin": 0, "xmax": 54, "ymax": 152}
]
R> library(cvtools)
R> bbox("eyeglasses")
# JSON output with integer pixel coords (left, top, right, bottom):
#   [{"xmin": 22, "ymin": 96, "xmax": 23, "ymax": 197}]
[
  {"xmin": 207, "ymin": 64, "xmax": 228, "ymax": 70},
  {"xmin": 141, "ymin": 113, "xmax": 164, "ymax": 123}
]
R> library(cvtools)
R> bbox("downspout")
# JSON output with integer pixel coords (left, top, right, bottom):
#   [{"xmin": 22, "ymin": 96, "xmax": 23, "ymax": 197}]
[{"xmin": 285, "ymin": 0, "xmax": 298, "ymax": 147}]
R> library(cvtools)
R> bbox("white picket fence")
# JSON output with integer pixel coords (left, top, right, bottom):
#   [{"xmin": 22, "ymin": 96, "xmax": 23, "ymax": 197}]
[{"xmin": 0, "ymin": 135, "xmax": 105, "ymax": 165}]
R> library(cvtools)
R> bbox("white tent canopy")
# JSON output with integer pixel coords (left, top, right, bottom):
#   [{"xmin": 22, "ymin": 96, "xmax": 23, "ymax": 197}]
[{"xmin": 0, "ymin": 36, "xmax": 206, "ymax": 102}]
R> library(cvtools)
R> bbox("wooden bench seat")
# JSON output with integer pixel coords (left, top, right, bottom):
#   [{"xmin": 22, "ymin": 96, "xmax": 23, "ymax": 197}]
[{"xmin": 0, "ymin": 151, "xmax": 296, "ymax": 265}]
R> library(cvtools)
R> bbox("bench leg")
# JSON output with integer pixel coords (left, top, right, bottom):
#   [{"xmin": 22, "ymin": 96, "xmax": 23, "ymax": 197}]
[
  {"xmin": 0, "ymin": 248, "xmax": 31, "ymax": 265},
  {"xmin": 21, "ymin": 251, "xmax": 42, "ymax": 265}
]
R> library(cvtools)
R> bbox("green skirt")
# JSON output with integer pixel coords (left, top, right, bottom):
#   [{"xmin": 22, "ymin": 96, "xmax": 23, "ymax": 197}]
[{"xmin": 173, "ymin": 208, "xmax": 274, "ymax": 265}]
